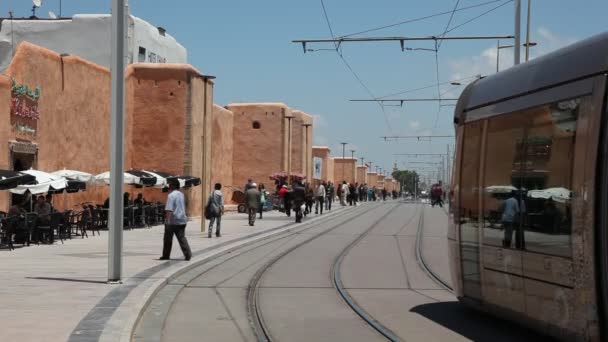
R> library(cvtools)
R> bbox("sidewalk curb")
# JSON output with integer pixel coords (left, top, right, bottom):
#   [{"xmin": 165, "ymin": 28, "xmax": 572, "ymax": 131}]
[{"xmin": 112, "ymin": 206, "xmax": 350, "ymax": 342}]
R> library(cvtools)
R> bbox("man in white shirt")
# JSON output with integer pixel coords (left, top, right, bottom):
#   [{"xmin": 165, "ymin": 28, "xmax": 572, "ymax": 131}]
[
  {"xmin": 160, "ymin": 180, "xmax": 192, "ymax": 261},
  {"xmin": 315, "ymin": 182, "xmax": 326, "ymax": 215}
]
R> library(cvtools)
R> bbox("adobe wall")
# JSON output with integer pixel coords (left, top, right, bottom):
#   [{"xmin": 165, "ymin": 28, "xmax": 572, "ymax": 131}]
[
  {"xmin": 356, "ymin": 166, "xmax": 367, "ymax": 185},
  {"xmin": 367, "ymin": 173, "xmax": 378, "ymax": 189},
  {"xmin": 228, "ymin": 103, "xmax": 289, "ymax": 191},
  {"xmin": 326, "ymin": 157, "xmax": 335, "ymax": 184},
  {"xmin": 333, "ymin": 158, "xmax": 357, "ymax": 184},
  {"xmin": 127, "ymin": 63, "xmax": 213, "ymax": 218},
  {"xmin": 292, "ymin": 110, "xmax": 313, "ymax": 180},
  {"xmin": 2, "ymin": 42, "xmax": 213, "ymax": 218},
  {"xmin": 4, "ymin": 42, "xmax": 112, "ymax": 210},
  {"xmin": 0, "ymin": 76, "xmax": 11, "ymax": 209},
  {"xmin": 378, "ymin": 175, "xmax": 386, "ymax": 189},
  {"xmin": 211, "ymin": 104, "xmax": 234, "ymax": 203},
  {"xmin": 312, "ymin": 146, "xmax": 330, "ymax": 184}
]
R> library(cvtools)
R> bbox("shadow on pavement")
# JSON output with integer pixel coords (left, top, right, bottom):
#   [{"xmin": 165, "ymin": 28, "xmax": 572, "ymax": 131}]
[
  {"xmin": 26, "ymin": 276, "xmax": 108, "ymax": 284},
  {"xmin": 410, "ymin": 301, "xmax": 557, "ymax": 342}
]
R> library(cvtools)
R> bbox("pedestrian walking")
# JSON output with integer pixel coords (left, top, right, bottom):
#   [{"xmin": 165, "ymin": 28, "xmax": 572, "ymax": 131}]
[
  {"xmin": 501, "ymin": 191, "xmax": 520, "ymax": 248},
  {"xmin": 315, "ymin": 181, "xmax": 326, "ymax": 215},
  {"xmin": 348, "ymin": 183, "xmax": 357, "ymax": 206},
  {"xmin": 259, "ymin": 183, "xmax": 268, "ymax": 219},
  {"xmin": 382, "ymin": 188, "xmax": 388, "ymax": 201},
  {"xmin": 292, "ymin": 180, "xmax": 306, "ymax": 223},
  {"xmin": 326, "ymin": 181, "xmax": 334, "ymax": 211},
  {"xmin": 304, "ymin": 183, "xmax": 314, "ymax": 216},
  {"xmin": 340, "ymin": 181, "xmax": 348, "ymax": 206},
  {"xmin": 245, "ymin": 183, "xmax": 261, "ymax": 226},
  {"xmin": 160, "ymin": 180, "xmax": 192, "ymax": 261},
  {"xmin": 206, "ymin": 183, "xmax": 224, "ymax": 238}
]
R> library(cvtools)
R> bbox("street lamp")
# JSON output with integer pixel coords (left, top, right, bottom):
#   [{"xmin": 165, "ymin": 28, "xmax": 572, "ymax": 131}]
[
  {"xmin": 496, "ymin": 40, "xmax": 537, "ymax": 72},
  {"xmin": 340, "ymin": 142, "xmax": 347, "ymax": 182},
  {"xmin": 285, "ymin": 114, "xmax": 295, "ymax": 185},
  {"xmin": 302, "ymin": 123, "xmax": 312, "ymax": 180},
  {"xmin": 108, "ymin": 0, "xmax": 127, "ymax": 283},
  {"xmin": 360, "ymin": 156, "xmax": 365, "ymax": 167}
]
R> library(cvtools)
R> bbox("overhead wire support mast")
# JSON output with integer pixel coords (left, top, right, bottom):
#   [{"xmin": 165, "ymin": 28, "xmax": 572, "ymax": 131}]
[{"xmin": 293, "ymin": 35, "xmax": 515, "ymax": 53}]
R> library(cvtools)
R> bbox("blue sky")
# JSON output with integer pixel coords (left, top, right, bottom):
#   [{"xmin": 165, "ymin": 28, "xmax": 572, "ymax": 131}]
[{"xmin": 3, "ymin": 0, "xmax": 608, "ymax": 181}]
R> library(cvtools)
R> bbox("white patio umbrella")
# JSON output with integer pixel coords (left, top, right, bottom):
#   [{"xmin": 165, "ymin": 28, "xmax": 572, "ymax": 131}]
[
  {"xmin": 143, "ymin": 170, "xmax": 169, "ymax": 188},
  {"xmin": 52, "ymin": 169, "xmax": 94, "ymax": 183},
  {"xmin": 527, "ymin": 187, "xmax": 571, "ymax": 203},
  {"xmin": 93, "ymin": 171, "xmax": 142, "ymax": 186},
  {"xmin": 9, "ymin": 169, "xmax": 68, "ymax": 195}
]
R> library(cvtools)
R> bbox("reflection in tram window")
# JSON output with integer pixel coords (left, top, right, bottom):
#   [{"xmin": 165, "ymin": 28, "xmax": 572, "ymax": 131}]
[
  {"xmin": 482, "ymin": 113, "xmax": 526, "ymax": 248},
  {"xmin": 459, "ymin": 120, "xmax": 483, "ymax": 300},
  {"xmin": 521, "ymin": 99, "xmax": 578, "ymax": 258}
]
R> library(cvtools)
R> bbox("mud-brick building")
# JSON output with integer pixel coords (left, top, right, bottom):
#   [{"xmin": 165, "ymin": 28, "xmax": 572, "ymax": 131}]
[
  {"xmin": 356, "ymin": 166, "xmax": 367, "ymax": 185},
  {"xmin": 367, "ymin": 172, "xmax": 378, "ymax": 188},
  {"xmin": 312, "ymin": 146, "xmax": 332, "ymax": 185},
  {"xmin": 227, "ymin": 103, "xmax": 313, "ymax": 190},
  {"xmin": 0, "ymin": 42, "xmax": 214, "ymax": 216},
  {"xmin": 211, "ymin": 104, "xmax": 234, "ymax": 202},
  {"xmin": 333, "ymin": 157, "xmax": 357, "ymax": 185}
]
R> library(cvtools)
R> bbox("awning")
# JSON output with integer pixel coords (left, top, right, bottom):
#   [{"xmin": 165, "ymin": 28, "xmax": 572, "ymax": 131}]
[
  {"xmin": 0, "ymin": 170, "xmax": 36, "ymax": 190},
  {"xmin": 9, "ymin": 169, "xmax": 68, "ymax": 195}
]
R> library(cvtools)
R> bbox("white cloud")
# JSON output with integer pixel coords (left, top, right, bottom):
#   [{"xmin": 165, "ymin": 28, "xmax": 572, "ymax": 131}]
[
  {"xmin": 447, "ymin": 27, "xmax": 576, "ymax": 84},
  {"xmin": 409, "ymin": 120, "xmax": 421, "ymax": 130}
]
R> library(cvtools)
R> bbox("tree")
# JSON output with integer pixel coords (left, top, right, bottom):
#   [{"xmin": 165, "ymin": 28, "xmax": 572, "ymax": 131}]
[{"xmin": 392, "ymin": 170, "xmax": 419, "ymax": 194}]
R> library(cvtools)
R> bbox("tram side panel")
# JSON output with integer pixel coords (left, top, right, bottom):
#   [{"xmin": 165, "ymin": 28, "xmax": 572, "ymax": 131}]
[{"xmin": 453, "ymin": 85, "xmax": 605, "ymax": 341}]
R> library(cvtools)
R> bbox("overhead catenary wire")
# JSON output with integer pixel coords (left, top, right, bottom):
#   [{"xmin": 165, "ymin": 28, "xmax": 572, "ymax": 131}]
[
  {"xmin": 437, "ymin": 0, "xmax": 461, "ymax": 49},
  {"xmin": 443, "ymin": 0, "xmax": 514, "ymax": 36},
  {"xmin": 340, "ymin": 0, "xmax": 506, "ymax": 38},
  {"xmin": 376, "ymin": 74, "xmax": 481, "ymax": 99},
  {"xmin": 319, "ymin": 0, "xmax": 392, "ymax": 132}
]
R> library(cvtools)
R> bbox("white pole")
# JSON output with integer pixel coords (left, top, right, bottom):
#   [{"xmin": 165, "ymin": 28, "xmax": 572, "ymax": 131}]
[
  {"xmin": 525, "ymin": 0, "xmax": 532, "ymax": 62},
  {"xmin": 514, "ymin": 0, "xmax": 521, "ymax": 65},
  {"xmin": 108, "ymin": 0, "xmax": 126, "ymax": 283},
  {"xmin": 496, "ymin": 40, "xmax": 500, "ymax": 72}
]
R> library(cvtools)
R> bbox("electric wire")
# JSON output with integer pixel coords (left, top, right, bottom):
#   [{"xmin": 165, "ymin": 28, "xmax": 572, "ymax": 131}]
[
  {"xmin": 437, "ymin": 0, "xmax": 461, "ymax": 49},
  {"xmin": 376, "ymin": 74, "xmax": 481, "ymax": 99},
  {"xmin": 443, "ymin": 0, "xmax": 514, "ymax": 35},
  {"xmin": 319, "ymin": 0, "xmax": 392, "ymax": 132},
  {"xmin": 340, "ymin": 0, "xmax": 504, "ymax": 38}
]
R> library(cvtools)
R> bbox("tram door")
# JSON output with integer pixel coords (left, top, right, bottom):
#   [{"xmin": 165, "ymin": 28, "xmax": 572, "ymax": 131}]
[{"xmin": 459, "ymin": 121, "xmax": 483, "ymax": 300}]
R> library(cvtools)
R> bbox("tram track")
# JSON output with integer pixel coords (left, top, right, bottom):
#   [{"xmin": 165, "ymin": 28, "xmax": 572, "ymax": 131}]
[
  {"xmin": 138, "ymin": 201, "xmax": 454, "ymax": 342},
  {"xmin": 247, "ymin": 203, "xmax": 387, "ymax": 342},
  {"xmin": 415, "ymin": 204, "xmax": 453, "ymax": 291}
]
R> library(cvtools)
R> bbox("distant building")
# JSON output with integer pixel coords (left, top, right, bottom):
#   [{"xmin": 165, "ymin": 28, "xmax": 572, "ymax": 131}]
[{"xmin": 0, "ymin": 14, "xmax": 187, "ymax": 70}]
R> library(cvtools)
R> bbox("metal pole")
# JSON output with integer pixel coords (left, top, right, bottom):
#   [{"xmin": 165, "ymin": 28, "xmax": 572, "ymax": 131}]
[
  {"xmin": 496, "ymin": 40, "xmax": 500, "ymax": 72},
  {"xmin": 447, "ymin": 144, "xmax": 451, "ymax": 186},
  {"xmin": 360, "ymin": 157, "xmax": 365, "ymax": 167},
  {"xmin": 59, "ymin": 0, "xmax": 62, "ymax": 17},
  {"xmin": 108, "ymin": 0, "xmax": 126, "ymax": 283},
  {"xmin": 286, "ymin": 117, "xmax": 293, "ymax": 185},
  {"xmin": 525, "ymin": 0, "xmax": 531, "ymax": 62},
  {"xmin": 340, "ymin": 142, "xmax": 347, "ymax": 182},
  {"xmin": 514, "ymin": 0, "xmax": 521, "ymax": 65}
]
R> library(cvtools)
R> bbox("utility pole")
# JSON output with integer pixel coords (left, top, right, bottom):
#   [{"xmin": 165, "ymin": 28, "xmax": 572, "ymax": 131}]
[
  {"xmin": 303, "ymin": 123, "xmax": 312, "ymax": 180},
  {"xmin": 340, "ymin": 142, "xmax": 347, "ymax": 182},
  {"xmin": 350, "ymin": 149, "xmax": 356, "ymax": 183},
  {"xmin": 525, "ymin": 0, "xmax": 532, "ymax": 62},
  {"xmin": 108, "ymin": 0, "xmax": 127, "ymax": 283},
  {"xmin": 286, "ymin": 114, "xmax": 295, "ymax": 185},
  {"xmin": 360, "ymin": 156, "xmax": 365, "ymax": 167},
  {"xmin": 447, "ymin": 144, "xmax": 451, "ymax": 186},
  {"xmin": 514, "ymin": 0, "xmax": 521, "ymax": 65}
]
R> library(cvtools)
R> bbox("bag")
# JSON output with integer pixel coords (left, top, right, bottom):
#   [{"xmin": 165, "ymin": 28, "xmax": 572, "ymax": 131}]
[{"xmin": 205, "ymin": 194, "xmax": 220, "ymax": 219}]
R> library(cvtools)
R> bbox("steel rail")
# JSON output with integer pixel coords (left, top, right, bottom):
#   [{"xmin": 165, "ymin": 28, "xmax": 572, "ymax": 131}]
[
  {"xmin": 247, "ymin": 203, "xmax": 384, "ymax": 341},
  {"xmin": 332, "ymin": 203, "xmax": 416, "ymax": 342},
  {"xmin": 415, "ymin": 204, "xmax": 453, "ymax": 290}
]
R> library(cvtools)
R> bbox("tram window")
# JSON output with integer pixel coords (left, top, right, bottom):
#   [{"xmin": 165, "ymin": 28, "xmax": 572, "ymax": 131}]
[
  {"xmin": 482, "ymin": 112, "xmax": 527, "ymax": 248},
  {"xmin": 520, "ymin": 99, "xmax": 579, "ymax": 258},
  {"xmin": 459, "ymin": 120, "xmax": 483, "ymax": 299}
]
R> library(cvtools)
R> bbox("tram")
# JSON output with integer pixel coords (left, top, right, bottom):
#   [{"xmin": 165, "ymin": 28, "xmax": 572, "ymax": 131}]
[{"xmin": 450, "ymin": 32, "xmax": 608, "ymax": 341}]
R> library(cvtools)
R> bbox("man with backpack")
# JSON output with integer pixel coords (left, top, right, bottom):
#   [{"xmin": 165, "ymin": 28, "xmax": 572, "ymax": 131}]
[{"xmin": 431, "ymin": 181, "xmax": 444, "ymax": 208}]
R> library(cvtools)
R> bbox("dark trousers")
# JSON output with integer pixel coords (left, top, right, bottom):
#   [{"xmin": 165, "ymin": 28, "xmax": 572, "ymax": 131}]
[
  {"xmin": 162, "ymin": 224, "xmax": 191, "ymax": 259},
  {"xmin": 315, "ymin": 197, "xmax": 324, "ymax": 214},
  {"xmin": 326, "ymin": 196, "xmax": 332, "ymax": 210},
  {"xmin": 248, "ymin": 208, "xmax": 257, "ymax": 226}
]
